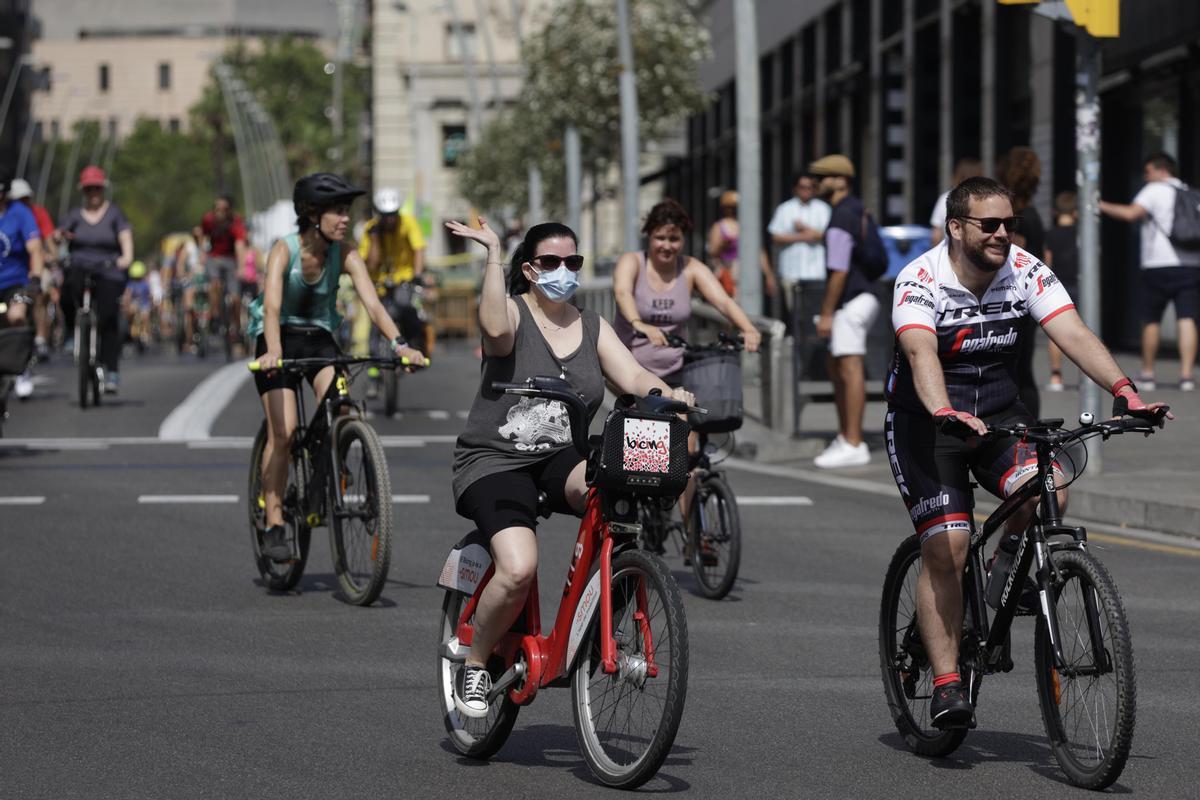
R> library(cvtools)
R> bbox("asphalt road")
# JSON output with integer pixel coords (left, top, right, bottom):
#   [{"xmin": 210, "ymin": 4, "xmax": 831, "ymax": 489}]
[{"xmin": 3, "ymin": 343, "xmax": 1199, "ymax": 799}]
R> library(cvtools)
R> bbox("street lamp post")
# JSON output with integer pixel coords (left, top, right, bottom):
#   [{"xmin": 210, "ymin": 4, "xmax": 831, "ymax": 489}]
[
  {"xmin": 615, "ymin": 0, "xmax": 640, "ymax": 252},
  {"xmin": 733, "ymin": 0, "xmax": 763, "ymax": 316}
]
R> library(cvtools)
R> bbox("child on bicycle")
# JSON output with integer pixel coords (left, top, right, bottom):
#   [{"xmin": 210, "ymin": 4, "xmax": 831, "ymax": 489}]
[
  {"xmin": 444, "ymin": 217, "xmax": 694, "ymax": 718},
  {"xmin": 249, "ymin": 173, "xmax": 426, "ymax": 563}
]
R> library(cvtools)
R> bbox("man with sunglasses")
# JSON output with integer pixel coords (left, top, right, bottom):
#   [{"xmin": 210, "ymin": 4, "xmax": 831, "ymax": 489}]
[{"xmin": 884, "ymin": 176, "xmax": 1171, "ymax": 729}]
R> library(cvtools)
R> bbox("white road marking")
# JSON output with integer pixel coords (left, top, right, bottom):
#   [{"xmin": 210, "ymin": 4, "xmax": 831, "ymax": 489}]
[
  {"xmin": 392, "ymin": 494, "xmax": 431, "ymax": 504},
  {"xmin": 138, "ymin": 494, "xmax": 239, "ymax": 504},
  {"xmin": 0, "ymin": 439, "xmax": 111, "ymax": 450},
  {"xmin": 379, "ymin": 435, "xmax": 457, "ymax": 446},
  {"xmin": 427, "ymin": 410, "xmax": 450, "ymax": 420},
  {"xmin": 0, "ymin": 496, "xmax": 46, "ymax": 505},
  {"xmin": 724, "ymin": 458, "xmax": 899, "ymax": 498},
  {"xmin": 455, "ymin": 410, "xmax": 470, "ymax": 420},
  {"xmin": 158, "ymin": 360, "xmax": 253, "ymax": 441},
  {"xmin": 187, "ymin": 437, "xmax": 254, "ymax": 449},
  {"xmin": 737, "ymin": 496, "xmax": 813, "ymax": 506}
]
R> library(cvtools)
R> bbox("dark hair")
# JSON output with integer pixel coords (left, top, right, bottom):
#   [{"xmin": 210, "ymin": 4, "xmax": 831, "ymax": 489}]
[
  {"xmin": 507, "ymin": 221, "xmax": 578, "ymax": 296},
  {"xmin": 945, "ymin": 177, "xmax": 1015, "ymax": 236},
  {"xmin": 215, "ymin": 193, "xmax": 234, "ymax": 206},
  {"xmin": 1144, "ymin": 151, "xmax": 1177, "ymax": 176},
  {"xmin": 995, "ymin": 146, "xmax": 1040, "ymax": 209},
  {"xmin": 794, "ymin": 173, "xmax": 816, "ymax": 187},
  {"xmin": 641, "ymin": 198, "xmax": 693, "ymax": 237},
  {"xmin": 296, "ymin": 203, "xmax": 319, "ymax": 233},
  {"xmin": 1054, "ymin": 191, "xmax": 1077, "ymax": 217}
]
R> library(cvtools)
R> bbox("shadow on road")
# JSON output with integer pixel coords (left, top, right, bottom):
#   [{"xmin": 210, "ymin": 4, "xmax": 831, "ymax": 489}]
[
  {"xmin": 251, "ymin": 571, "xmax": 418, "ymax": 608},
  {"xmin": 438, "ymin": 723, "xmax": 695, "ymax": 791}
]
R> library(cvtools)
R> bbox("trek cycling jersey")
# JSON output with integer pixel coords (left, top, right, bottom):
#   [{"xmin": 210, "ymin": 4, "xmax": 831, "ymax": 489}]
[{"xmin": 885, "ymin": 241, "xmax": 1074, "ymax": 418}]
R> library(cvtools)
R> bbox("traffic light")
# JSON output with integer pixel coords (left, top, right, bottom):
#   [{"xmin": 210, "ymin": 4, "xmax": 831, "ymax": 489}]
[{"xmin": 996, "ymin": 0, "xmax": 1119, "ymax": 38}]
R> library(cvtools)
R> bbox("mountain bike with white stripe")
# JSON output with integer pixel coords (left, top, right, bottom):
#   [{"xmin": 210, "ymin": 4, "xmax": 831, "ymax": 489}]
[
  {"xmin": 880, "ymin": 406, "xmax": 1168, "ymax": 790},
  {"xmin": 246, "ymin": 354, "xmax": 423, "ymax": 605}
]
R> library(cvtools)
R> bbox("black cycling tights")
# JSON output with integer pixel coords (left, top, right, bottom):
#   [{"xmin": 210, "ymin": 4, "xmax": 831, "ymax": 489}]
[{"xmin": 61, "ymin": 269, "xmax": 125, "ymax": 373}]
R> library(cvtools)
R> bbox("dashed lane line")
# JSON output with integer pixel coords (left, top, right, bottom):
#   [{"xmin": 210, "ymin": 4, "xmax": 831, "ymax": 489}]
[
  {"xmin": 738, "ymin": 496, "xmax": 814, "ymax": 506},
  {"xmin": 0, "ymin": 434, "xmax": 458, "ymax": 450},
  {"xmin": 138, "ymin": 495, "xmax": 239, "ymax": 504},
  {"xmin": 0, "ymin": 496, "xmax": 46, "ymax": 505}
]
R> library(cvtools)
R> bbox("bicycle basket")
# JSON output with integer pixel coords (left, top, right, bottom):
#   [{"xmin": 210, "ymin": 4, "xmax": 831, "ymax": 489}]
[
  {"xmin": 0, "ymin": 327, "xmax": 34, "ymax": 375},
  {"xmin": 590, "ymin": 407, "xmax": 690, "ymax": 497},
  {"xmin": 681, "ymin": 348, "xmax": 743, "ymax": 433}
]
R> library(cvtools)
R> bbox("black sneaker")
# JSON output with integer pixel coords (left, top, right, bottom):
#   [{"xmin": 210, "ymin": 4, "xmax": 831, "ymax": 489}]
[
  {"xmin": 455, "ymin": 665, "xmax": 492, "ymax": 719},
  {"xmin": 930, "ymin": 681, "xmax": 975, "ymax": 730},
  {"xmin": 261, "ymin": 525, "xmax": 292, "ymax": 563}
]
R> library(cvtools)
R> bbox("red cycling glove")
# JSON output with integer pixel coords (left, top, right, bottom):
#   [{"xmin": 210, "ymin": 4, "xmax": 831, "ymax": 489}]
[
  {"xmin": 1111, "ymin": 377, "xmax": 1173, "ymax": 420},
  {"xmin": 933, "ymin": 407, "xmax": 981, "ymax": 437}
]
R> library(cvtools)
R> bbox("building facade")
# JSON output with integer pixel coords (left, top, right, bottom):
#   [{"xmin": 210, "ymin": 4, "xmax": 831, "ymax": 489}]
[
  {"xmin": 667, "ymin": 0, "xmax": 1200, "ymax": 347},
  {"xmin": 27, "ymin": 0, "xmax": 338, "ymax": 140}
]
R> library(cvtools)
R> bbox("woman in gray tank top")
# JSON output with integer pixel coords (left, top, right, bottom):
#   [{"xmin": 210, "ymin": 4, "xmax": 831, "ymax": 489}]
[
  {"xmin": 251, "ymin": 174, "xmax": 427, "ymax": 563},
  {"xmin": 442, "ymin": 217, "xmax": 695, "ymax": 719}
]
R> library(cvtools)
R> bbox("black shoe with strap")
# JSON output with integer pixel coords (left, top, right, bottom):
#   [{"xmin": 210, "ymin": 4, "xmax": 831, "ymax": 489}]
[{"xmin": 930, "ymin": 680, "xmax": 976, "ymax": 730}]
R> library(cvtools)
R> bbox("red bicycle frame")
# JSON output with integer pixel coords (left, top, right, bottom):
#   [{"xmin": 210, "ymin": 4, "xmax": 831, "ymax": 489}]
[{"xmin": 453, "ymin": 487, "xmax": 659, "ymax": 705}]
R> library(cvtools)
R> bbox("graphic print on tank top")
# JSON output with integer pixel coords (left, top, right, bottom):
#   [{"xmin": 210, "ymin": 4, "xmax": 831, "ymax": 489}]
[{"xmin": 498, "ymin": 396, "xmax": 572, "ymax": 452}]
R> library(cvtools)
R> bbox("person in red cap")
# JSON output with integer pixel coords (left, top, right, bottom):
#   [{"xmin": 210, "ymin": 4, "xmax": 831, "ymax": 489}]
[{"xmin": 57, "ymin": 165, "xmax": 134, "ymax": 394}]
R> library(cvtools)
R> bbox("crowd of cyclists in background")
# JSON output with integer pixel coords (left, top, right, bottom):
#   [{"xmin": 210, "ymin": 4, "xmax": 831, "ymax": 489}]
[{"xmin": 0, "ymin": 165, "xmax": 438, "ymax": 409}]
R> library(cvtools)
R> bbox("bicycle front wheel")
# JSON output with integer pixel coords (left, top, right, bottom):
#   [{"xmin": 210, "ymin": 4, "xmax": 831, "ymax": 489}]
[
  {"xmin": 248, "ymin": 422, "xmax": 311, "ymax": 591},
  {"xmin": 1034, "ymin": 549, "xmax": 1135, "ymax": 790},
  {"xmin": 689, "ymin": 475, "xmax": 741, "ymax": 599},
  {"xmin": 879, "ymin": 534, "xmax": 969, "ymax": 757},
  {"xmin": 76, "ymin": 316, "xmax": 91, "ymax": 408},
  {"xmin": 328, "ymin": 419, "xmax": 393, "ymax": 606},
  {"xmin": 571, "ymin": 549, "xmax": 688, "ymax": 789}
]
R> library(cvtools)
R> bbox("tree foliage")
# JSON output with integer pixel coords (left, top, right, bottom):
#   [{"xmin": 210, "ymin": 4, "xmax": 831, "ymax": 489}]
[{"xmin": 456, "ymin": 0, "xmax": 711, "ymax": 217}]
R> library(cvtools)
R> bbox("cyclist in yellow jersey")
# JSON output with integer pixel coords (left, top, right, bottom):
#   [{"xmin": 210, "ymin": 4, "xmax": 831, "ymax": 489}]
[{"xmin": 358, "ymin": 189, "xmax": 432, "ymax": 363}]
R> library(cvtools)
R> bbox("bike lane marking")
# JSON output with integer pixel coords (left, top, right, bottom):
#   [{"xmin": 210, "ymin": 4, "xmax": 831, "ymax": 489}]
[
  {"xmin": 0, "ymin": 496, "xmax": 46, "ymax": 505},
  {"xmin": 138, "ymin": 494, "xmax": 239, "ymax": 504},
  {"xmin": 737, "ymin": 496, "xmax": 813, "ymax": 506},
  {"xmin": 158, "ymin": 360, "xmax": 252, "ymax": 441},
  {"xmin": 391, "ymin": 494, "xmax": 431, "ymax": 503}
]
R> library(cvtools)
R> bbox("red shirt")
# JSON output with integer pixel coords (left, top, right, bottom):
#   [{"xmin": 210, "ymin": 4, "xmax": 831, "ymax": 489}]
[
  {"xmin": 19, "ymin": 201, "xmax": 55, "ymax": 241},
  {"xmin": 201, "ymin": 211, "xmax": 247, "ymax": 257}
]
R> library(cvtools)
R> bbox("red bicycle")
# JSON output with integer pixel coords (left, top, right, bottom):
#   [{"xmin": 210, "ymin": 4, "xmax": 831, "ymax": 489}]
[{"xmin": 436, "ymin": 377, "xmax": 696, "ymax": 788}]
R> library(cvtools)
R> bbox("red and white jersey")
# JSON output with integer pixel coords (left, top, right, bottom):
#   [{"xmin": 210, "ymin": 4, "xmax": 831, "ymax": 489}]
[{"xmin": 886, "ymin": 241, "xmax": 1075, "ymax": 417}]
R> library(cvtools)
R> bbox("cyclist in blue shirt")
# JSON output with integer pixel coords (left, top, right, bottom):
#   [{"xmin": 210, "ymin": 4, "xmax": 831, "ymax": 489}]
[{"xmin": 0, "ymin": 170, "xmax": 45, "ymax": 397}]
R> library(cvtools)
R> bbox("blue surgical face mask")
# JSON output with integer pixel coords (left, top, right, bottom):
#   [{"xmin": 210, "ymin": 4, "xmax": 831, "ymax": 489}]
[{"xmin": 532, "ymin": 264, "xmax": 580, "ymax": 302}]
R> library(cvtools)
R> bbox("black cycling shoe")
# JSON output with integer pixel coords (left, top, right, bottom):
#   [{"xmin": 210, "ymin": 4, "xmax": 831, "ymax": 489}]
[
  {"xmin": 930, "ymin": 681, "xmax": 976, "ymax": 730},
  {"xmin": 261, "ymin": 525, "xmax": 292, "ymax": 563},
  {"xmin": 1016, "ymin": 576, "xmax": 1040, "ymax": 616}
]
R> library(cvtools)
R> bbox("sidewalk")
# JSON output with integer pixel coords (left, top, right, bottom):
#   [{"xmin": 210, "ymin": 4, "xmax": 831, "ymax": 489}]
[{"xmin": 735, "ymin": 348, "xmax": 1200, "ymax": 540}]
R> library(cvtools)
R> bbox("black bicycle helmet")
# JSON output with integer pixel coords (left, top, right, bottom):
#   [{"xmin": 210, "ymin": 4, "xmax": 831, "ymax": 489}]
[{"xmin": 292, "ymin": 172, "xmax": 366, "ymax": 214}]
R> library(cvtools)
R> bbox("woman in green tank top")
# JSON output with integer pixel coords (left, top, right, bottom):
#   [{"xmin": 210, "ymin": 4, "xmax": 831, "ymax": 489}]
[{"xmin": 251, "ymin": 173, "xmax": 427, "ymax": 562}]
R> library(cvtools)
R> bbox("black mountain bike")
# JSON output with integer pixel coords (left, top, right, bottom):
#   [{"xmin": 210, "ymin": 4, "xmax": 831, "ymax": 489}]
[
  {"xmin": 880, "ymin": 406, "xmax": 1168, "ymax": 790},
  {"xmin": 246, "ymin": 354, "xmax": 422, "ymax": 605},
  {"xmin": 71, "ymin": 262, "xmax": 109, "ymax": 408},
  {"xmin": 368, "ymin": 280, "xmax": 428, "ymax": 417}
]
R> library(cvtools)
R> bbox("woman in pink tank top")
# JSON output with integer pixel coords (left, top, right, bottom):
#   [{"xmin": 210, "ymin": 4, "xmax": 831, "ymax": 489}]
[{"xmin": 613, "ymin": 198, "xmax": 761, "ymax": 386}]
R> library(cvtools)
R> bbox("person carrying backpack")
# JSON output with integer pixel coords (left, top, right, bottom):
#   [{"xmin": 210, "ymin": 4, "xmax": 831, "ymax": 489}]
[
  {"xmin": 1100, "ymin": 151, "xmax": 1198, "ymax": 392},
  {"xmin": 811, "ymin": 154, "xmax": 884, "ymax": 468}
]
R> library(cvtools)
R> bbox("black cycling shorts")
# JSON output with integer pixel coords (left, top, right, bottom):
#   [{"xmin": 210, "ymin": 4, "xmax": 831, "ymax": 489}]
[
  {"xmin": 885, "ymin": 406, "xmax": 1062, "ymax": 542},
  {"xmin": 1141, "ymin": 266, "xmax": 1200, "ymax": 323},
  {"xmin": 253, "ymin": 325, "xmax": 341, "ymax": 396},
  {"xmin": 455, "ymin": 447, "xmax": 584, "ymax": 539}
]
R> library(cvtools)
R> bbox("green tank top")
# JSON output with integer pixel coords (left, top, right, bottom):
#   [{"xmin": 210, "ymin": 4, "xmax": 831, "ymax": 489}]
[{"xmin": 247, "ymin": 234, "xmax": 342, "ymax": 337}]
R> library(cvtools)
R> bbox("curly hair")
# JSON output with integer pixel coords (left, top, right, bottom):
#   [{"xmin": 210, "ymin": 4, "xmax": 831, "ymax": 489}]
[
  {"xmin": 995, "ymin": 146, "xmax": 1041, "ymax": 211},
  {"xmin": 641, "ymin": 198, "xmax": 693, "ymax": 237}
]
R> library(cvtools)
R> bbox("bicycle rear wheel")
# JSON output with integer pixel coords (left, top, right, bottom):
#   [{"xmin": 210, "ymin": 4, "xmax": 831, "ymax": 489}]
[
  {"xmin": 689, "ymin": 475, "xmax": 741, "ymax": 599},
  {"xmin": 1034, "ymin": 549, "xmax": 1135, "ymax": 790},
  {"xmin": 328, "ymin": 418, "xmax": 392, "ymax": 605},
  {"xmin": 571, "ymin": 549, "xmax": 688, "ymax": 789},
  {"xmin": 248, "ymin": 422, "xmax": 311, "ymax": 591},
  {"xmin": 437, "ymin": 589, "xmax": 521, "ymax": 759},
  {"xmin": 879, "ymin": 534, "xmax": 969, "ymax": 757}
]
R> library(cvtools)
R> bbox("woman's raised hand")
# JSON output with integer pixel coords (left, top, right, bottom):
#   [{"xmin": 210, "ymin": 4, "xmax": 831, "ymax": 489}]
[{"xmin": 445, "ymin": 216, "xmax": 502, "ymax": 254}]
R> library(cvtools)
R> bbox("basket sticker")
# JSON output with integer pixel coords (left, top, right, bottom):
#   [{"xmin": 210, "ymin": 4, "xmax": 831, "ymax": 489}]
[{"xmin": 623, "ymin": 418, "xmax": 671, "ymax": 473}]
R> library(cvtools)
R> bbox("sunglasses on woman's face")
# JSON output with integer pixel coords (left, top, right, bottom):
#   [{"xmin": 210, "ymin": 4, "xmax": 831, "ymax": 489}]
[
  {"xmin": 531, "ymin": 254, "xmax": 585, "ymax": 272},
  {"xmin": 958, "ymin": 215, "xmax": 1021, "ymax": 235}
]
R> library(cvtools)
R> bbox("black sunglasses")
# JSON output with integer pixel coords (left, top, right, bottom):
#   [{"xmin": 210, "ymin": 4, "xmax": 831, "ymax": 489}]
[
  {"xmin": 958, "ymin": 215, "xmax": 1021, "ymax": 235},
  {"xmin": 531, "ymin": 254, "xmax": 585, "ymax": 272}
]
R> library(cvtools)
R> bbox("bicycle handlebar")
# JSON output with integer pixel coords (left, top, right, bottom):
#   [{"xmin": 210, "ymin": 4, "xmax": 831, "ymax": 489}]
[
  {"xmin": 632, "ymin": 330, "xmax": 744, "ymax": 352},
  {"xmin": 247, "ymin": 355, "xmax": 429, "ymax": 373},
  {"xmin": 939, "ymin": 408, "xmax": 1168, "ymax": 445}
]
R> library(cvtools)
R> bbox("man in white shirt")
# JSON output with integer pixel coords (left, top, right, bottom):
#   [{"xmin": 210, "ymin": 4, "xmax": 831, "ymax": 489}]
[
  {"xmin": 768, "ymin": 174, "xmax": 830, "ymax": 332},
  {"xmin": 1100, "ymin": 152, "xmax": 1199, "ymax": 391}
]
